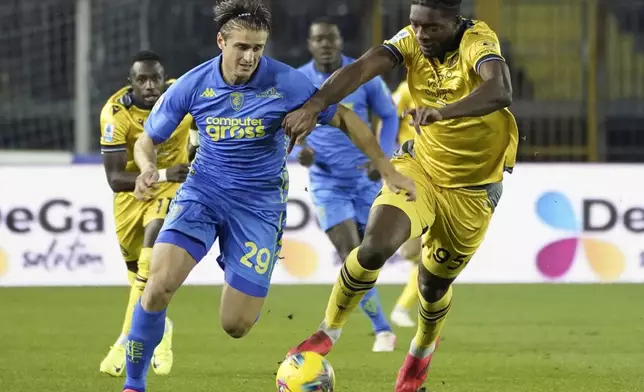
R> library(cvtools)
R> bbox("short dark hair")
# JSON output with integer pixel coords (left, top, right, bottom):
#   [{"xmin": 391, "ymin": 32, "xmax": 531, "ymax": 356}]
[
  {"xmin": 214, "ymin": 0, "xmax": 272, "ymax": 38},
  {"xmin": 412, "ymin": 0, "xmax": 461, "ymax": 16},
  {"xmin": 131, "ymin": 50, "xmax": 163, "ymax": 65}
]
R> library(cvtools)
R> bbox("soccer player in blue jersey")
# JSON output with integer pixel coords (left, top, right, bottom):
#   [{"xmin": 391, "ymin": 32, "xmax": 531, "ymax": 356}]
[
  {"xmin": 121, "ymin": 1, "xmax": 415, "ymax": 391},
  {"xmin": 293, "ymin": 17, "xmax": 400, "ymax": 353}
]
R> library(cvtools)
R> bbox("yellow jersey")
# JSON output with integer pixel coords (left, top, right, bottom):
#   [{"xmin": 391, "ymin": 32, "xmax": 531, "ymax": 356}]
[
  {"xmin": 383, "ymin": 19, "xmax": 519, "ymax": 188},
  {"xmin": 392, "ymin": 80, "xmax": 416, "ymax": 145},
  {"xmin": 99, "ymin": 81, "xmax": 192, "ymax": 172}
]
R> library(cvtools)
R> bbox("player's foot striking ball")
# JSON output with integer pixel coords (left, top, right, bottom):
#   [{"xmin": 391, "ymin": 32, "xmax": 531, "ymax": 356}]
[
  {"xmin": 120, "ymin": 0, "xmax": 413, "ymax": 390},
  {"xmin": 276, "ymin": 352, "xmax": 335, "ymax": 392},
  {"xmin": 283, "ymin": 0, "xmax": 517, "ymax": 389}
]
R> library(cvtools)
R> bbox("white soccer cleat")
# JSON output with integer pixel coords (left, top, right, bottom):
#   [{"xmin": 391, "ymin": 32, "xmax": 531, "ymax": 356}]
[
  {"xmin": 372, "ymin": 331, "xmax": 397, "ymax": 352},
  {"xmin": 391, "ymin": 306, "xmax": 416, "ymax": 328}
]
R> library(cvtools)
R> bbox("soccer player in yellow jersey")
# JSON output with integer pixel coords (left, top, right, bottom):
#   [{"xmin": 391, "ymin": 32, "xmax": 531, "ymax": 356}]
[
  {"xmin": 99, "ymin": 51, "xmax": 195, "ymax": 377},
  {"xmin": 283, "ymin": 0, "xmax": 518, "ymax": 390},
  {"xmin": 390, "ymin": 80, "xmax": 423, "ymax": 329}
]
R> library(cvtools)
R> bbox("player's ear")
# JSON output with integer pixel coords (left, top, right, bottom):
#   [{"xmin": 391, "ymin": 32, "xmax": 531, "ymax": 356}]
[{"xmin": 217, "ymin": 31, "xmax": 226, "ymax": 51}]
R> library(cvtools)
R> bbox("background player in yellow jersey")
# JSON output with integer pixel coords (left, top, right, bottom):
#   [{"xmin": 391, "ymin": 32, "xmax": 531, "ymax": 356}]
[
  {"xmin": 283, "ymin": 0, "xmax": 518, "ymax": 390},
  {"xmin": 99, "ymin": 51, "xmax": 195, "ymax": 377},
  {"xmin": 389, "ymin": 80, "xmax": 422, "ymax": 329}
]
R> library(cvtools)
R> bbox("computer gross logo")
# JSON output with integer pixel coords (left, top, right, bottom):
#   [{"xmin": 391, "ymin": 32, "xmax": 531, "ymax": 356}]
[{"xmin": 535, "ymin": 191, "xmax": 626, "ymax": 281}]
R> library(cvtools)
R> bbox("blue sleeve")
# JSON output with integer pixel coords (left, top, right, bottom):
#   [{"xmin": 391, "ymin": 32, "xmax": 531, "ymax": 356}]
[
  {"xmin": 145, "ymin": 78, "xmax": 192, "ymax": 144},
  {"xmin": 284, "ymin": 68, "xmax": 338, "ymax": 126},
  {"xmin": 366, "ymin": 77, "xmax": 399, "ymax": 157}
]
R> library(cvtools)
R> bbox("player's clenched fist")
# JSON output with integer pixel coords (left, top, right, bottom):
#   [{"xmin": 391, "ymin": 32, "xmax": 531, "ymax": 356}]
[
  {"xmin": 166, "ymin": 163, "xmax": 190, "ymax": 182},
  {"xmin": 283, "ymin": 106, "xmax": 320, "ymax": 153},
  {"xmin": 297, "ymin": 146, "xmax": 315, "ymax": 167},
  {"xmin": 134, "ymin": 167, "xmax": 159, "ymax": 201},
  {"xmin": 404, "ymin": 107, "xmax": 443, "ymax": 134}
]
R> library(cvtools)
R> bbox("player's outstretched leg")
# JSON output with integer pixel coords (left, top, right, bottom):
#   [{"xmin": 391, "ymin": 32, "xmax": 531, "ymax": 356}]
[
  {"xmin": 123, "ymin": 242, "xmax": 197, "ymax": 392},
  {"xmin": 391, "ymin": 238, "xmax": 421, "ymax": 328},
  {"xmin": 395, "ymin": 266, "xmax": 452, "ymax": 392},
  {"xmin": 287, "ymin": 205, "xmax": 411, "ymax": 357}
]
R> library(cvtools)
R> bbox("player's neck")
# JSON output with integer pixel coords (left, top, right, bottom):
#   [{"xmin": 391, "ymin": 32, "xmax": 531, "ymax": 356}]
[
  {"xmin": 313, "ymin": 57, "xmax": 342, "ymax": 74},
  {"xmin": 220, "ymin": 62, "xmax": 252, "ymax": 86}
]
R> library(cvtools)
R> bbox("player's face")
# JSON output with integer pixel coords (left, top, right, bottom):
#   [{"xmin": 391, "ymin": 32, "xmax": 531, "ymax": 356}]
[
  {"xmin": 409, "ymin": 5, "xmax": 459, "ymax": 58},
  {"xmin": 308, "ymin": 23, "xmax": 342, "ymax": 67},
  {"xmin": 218, "ymin": 28, "xmax": 268, "ymax": 80},
  {"xmin": 129, "ymin": 61, "xmax": 165, "ymax": 107}
]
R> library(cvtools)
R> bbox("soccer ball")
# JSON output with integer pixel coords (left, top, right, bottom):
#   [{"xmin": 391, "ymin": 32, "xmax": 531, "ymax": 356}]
[{"xmin": 276, "ymin": 351, "xmax": 335, "ymax": 392}]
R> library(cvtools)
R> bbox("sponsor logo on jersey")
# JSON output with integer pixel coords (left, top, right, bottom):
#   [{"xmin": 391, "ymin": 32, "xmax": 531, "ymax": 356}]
[
  {"xmin": 204, "ymin": 116, "xmax": 265, "ymax": 141},
  {"xmin": 256, "ymin": 87, "xmax": 283, "ymax": 99},
  {"xmin": 389, "ymin": 28, "xmax": 410, "ymax": 44}
]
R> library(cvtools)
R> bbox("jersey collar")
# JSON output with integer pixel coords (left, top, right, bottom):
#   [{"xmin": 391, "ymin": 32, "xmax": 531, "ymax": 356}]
[{"xmin": 212, "ymin": 54, "xmax": 267, "ymax": 90}]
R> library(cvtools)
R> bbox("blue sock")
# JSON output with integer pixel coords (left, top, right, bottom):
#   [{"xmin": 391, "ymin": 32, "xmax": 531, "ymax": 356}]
[
  {"xmin": 360, "ymin": 287, "xmax": 392, "ymax": 334},
  {"xmin": 123, "ymin": 299, "xmax": 166, "ymax": 392}
]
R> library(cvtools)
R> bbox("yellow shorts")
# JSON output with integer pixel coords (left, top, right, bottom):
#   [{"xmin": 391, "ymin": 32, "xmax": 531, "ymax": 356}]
[
  {"xmin": 113, "ymin": 182, "xmax": 180, "ymax": 263},
  {"xmin": 373, "ymin": 153, "xmax": 502, "ymax": 280}
]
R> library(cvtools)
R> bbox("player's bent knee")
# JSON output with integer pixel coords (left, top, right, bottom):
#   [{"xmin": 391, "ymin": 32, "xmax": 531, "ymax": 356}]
[{"xmin": 358, "ymin": 236, "xmax": 400, "ymax": 270}]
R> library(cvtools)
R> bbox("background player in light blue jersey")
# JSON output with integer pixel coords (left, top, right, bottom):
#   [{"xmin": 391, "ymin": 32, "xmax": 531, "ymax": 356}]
[
  {"xmin": 122, "ymin": 1, "xmax": 415, "ymax": 391},
  {"xmin": 292, "ymin": 17, "xmax": 400, "ymax": 353}
]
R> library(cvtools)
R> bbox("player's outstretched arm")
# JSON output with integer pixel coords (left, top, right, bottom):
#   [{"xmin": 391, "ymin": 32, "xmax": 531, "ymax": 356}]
[
  {"xmin": 310, "ymin": 46, "xmax": 398, "ymax": 111},
  {"xmin": 437, "ymin": 60, "xmax": 513, "ymax": 120},
  {"xmin": 282, "ymin": 46, "xmax": 398, "ymax": 142},
  {"xmin": 330, "ymin": 105, "xmax": 416, "ymax": 200}
]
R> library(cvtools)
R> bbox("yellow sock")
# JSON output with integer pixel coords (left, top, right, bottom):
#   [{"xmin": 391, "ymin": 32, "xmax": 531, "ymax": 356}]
[
  {"xmin": 120, "ymin": 247, "xmax": 152, "ymax": 336},
  {"xmin": 411, "ymin": 285, "xmax": 453, "ymax": 358},
  {"xmin": 126, "ymin": 270, "xmax": 137, "ymax": 287},
  {"xmin": 324, "ymin": 248, "xmax": 381, "ymax": 329},
  {"xmin": 396, "ymin": 265, "xmax": 419, "ymax": 310}
]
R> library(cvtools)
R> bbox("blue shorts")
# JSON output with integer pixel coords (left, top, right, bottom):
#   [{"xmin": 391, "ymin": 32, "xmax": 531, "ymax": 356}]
[
  {"xmin": 156, "ymin": 198, "xmax": 286, "ymax": 298},
  {"xmin": 309, "ymin": 178, "xmax": 381, "ymax": 231}
]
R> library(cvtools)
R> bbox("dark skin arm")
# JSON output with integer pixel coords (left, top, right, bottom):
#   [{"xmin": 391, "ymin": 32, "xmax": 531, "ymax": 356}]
[
  {"xmin": 103, "ymin": 151, "xmax": 138, "ymax": 192},
  {"xmin": 439, "ymin": 60, "xmax": 513, "ymax": 119},
  {"xmin": 307, "ymin": 46, "xmax": 397, "ymax": 110},
  {"xmin": 406, "ymin": 60, "xmax": 513, "ymax": 131},
  {"xmin": 188, "ymin": 143, "xmax": 198, "ymax": 162},
  {"xmin": 283, "ymin": 46, "xmax": 398, "ymax": 149}
]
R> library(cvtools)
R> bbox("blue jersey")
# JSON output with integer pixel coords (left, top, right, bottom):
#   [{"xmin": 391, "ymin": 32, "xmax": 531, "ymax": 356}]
[
  {"xmin": 295, "ymin": 55, "xmax": 399, "ymax": 185},
  {"xmin": 146, "ymin": 55, "xmax": 338, "ymax": 212}
]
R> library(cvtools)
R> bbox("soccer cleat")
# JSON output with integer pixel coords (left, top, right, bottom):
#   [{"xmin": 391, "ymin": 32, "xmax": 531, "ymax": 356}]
[
  {"xmin": 123, "ymin": 389, "xmax": 141, "ymax": 392},
  {"xmin": 391, "ymin": 306, "xmax": 416, "ymax": 328},
  {"xmin": 394, "ymin": 352, "xmax": 435, "ymax": 392},
  {"xmin": 151, "ymin": 317, "xmax": 174, "ymax": 375},
  {"xmin": 286, "ymin": 330, "xmax": 334, "ymax": 358},
  {"xmin": 372, "ymin": 331, "xmax": 397, "ymax": 352},
  {"xmin": 99, "ymin": 345, "xmax": 126, "ymax": 377}
]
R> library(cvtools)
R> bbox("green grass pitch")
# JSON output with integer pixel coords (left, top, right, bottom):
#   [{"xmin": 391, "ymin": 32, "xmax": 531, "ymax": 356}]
[{"xmin": 0, "ymin": 284, "xmax": 642, "ymax": 391}]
